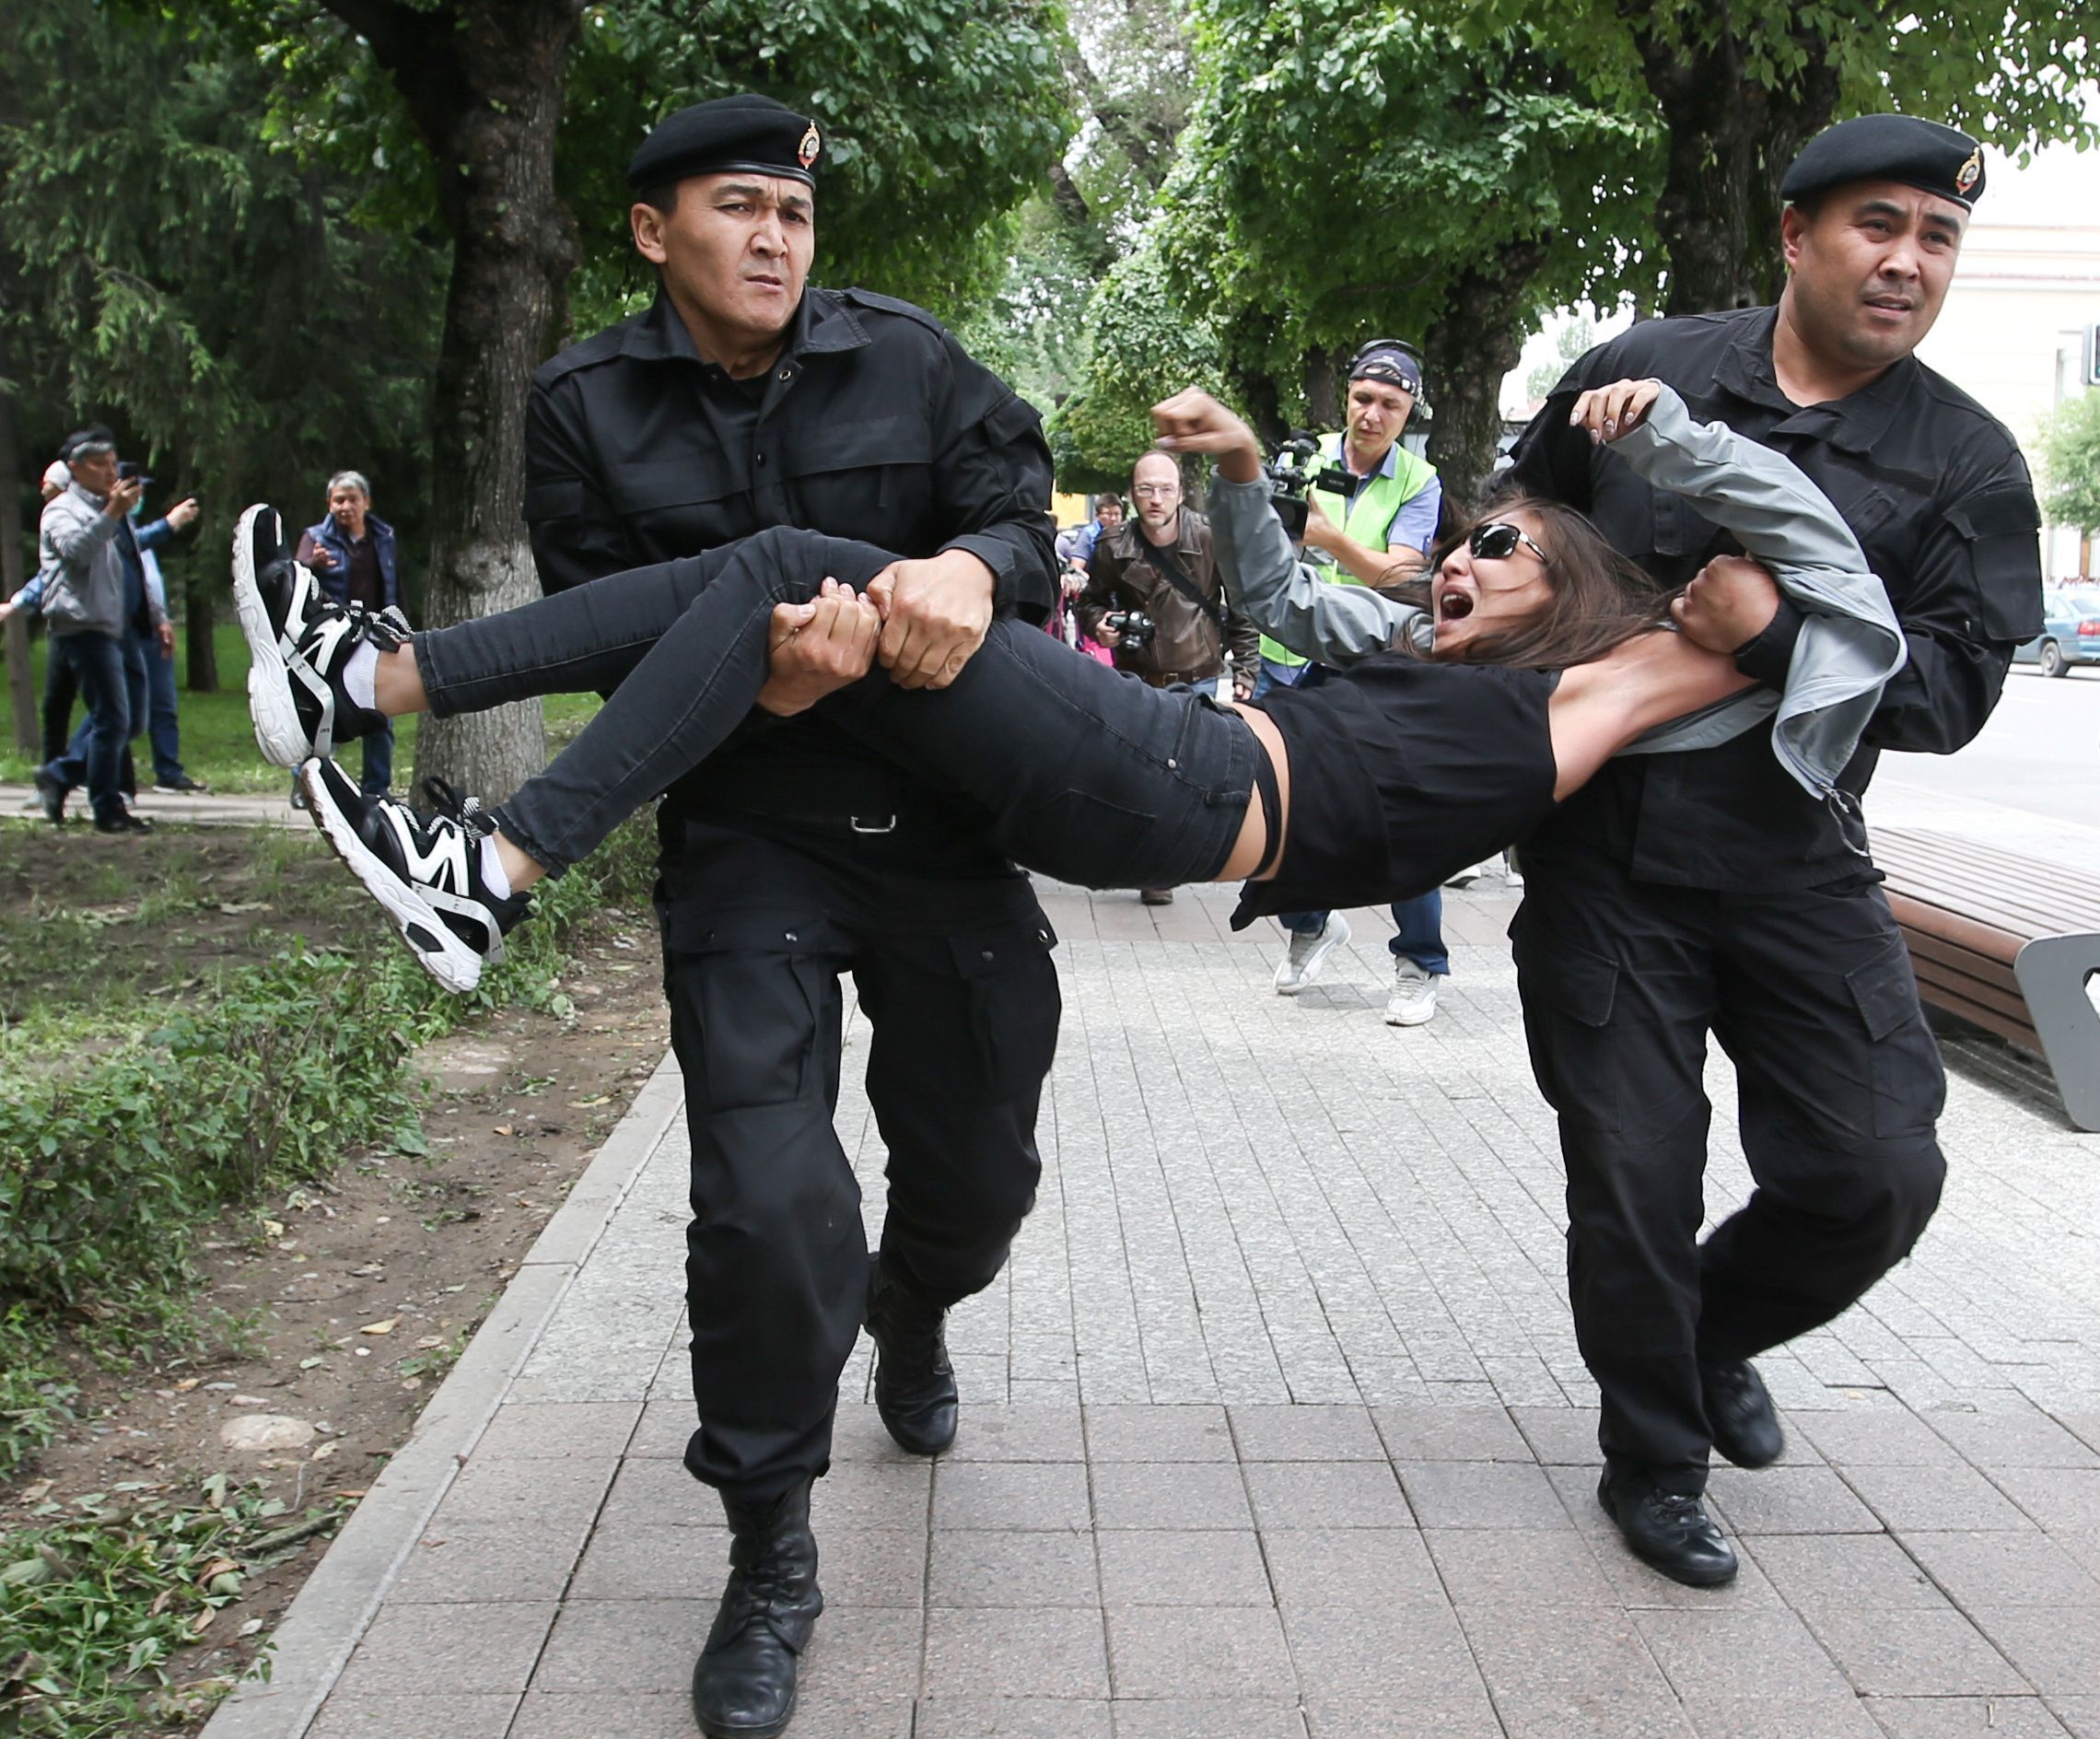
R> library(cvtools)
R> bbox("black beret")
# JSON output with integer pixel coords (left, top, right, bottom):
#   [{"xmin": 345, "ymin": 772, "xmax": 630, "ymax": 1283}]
[
  {"xmin": 1781, "ymin": 114, "xmax": 1986, "ymax": 210},
  {"xmin": 627, "ymin": 94, "xmax": 822, "ymax": 192}
]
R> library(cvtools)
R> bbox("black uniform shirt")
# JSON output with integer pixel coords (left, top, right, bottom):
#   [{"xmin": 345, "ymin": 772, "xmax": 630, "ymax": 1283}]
[
  {"xmin": 524, "ymin": 285, "xmax": 1060, "ymax": 869},
  {"xmin": 1505, "ymin": 306, "xmax": 2044, "ymax": 891}
]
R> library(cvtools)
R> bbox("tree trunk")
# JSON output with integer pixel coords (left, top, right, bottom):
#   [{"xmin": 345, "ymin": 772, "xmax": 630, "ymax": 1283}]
[
  {"xmin": 0, "ymin": 365, "xmax": 34, "ymax": 756},
  {"xmin": 327, "ymin": 0, "xmax": 582, "ymax": 803},
  {"xmin": 1636, "ymin": 9, "xmax": 1841, "ymax": 317},
  {"xmin": 1424, "ymin": 238, "xmax": 1549, "ymax": 513}
]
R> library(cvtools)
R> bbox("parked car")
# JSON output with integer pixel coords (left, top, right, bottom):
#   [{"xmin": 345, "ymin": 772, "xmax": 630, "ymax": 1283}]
[{"xmin": 2012, "ymin": 587, "xmax": 2100, "ymax": 677}]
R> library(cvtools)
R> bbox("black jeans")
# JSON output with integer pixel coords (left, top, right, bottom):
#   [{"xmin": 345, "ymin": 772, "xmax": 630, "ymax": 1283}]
[
  {"xmin": 1511, "ymin": 852, "xmax": 1947, "ymax": 1494},
  {"xmin": 413, "ymin": 526, "xmax": 1256, "ymax": 889}
]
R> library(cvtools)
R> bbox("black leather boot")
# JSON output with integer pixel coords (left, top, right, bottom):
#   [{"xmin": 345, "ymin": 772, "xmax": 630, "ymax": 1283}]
[
  {"xmin": 1701, "ymin": 1358, "xmax": 1786, "ymax": 1469},
  {"xmin": 865, "ymin": 1253, "xmax": 959, "ymax": 1454},
  {"xmin": 691, "ymin": 1482, "xmax": 823, "ymax": 1739},
  {"xmin": 1597, "ymin": 1472, "xmax": 1738, "ymax": 1587}
]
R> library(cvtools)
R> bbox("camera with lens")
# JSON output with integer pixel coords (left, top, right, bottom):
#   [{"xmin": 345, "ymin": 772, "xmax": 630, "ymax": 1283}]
[
  {"xmin": 1103, "ymin": 609, "xmax": 1156, "ymax": 651},
  {"xmin": 1262, "ymin": 432, "xmax": 1350, "ymax": 542}
]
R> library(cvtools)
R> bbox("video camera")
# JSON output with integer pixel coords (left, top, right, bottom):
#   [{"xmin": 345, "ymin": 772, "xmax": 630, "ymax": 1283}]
[{"xmin": 1262, "ymin": 432, "xmax": 1350, "ymax": 542}]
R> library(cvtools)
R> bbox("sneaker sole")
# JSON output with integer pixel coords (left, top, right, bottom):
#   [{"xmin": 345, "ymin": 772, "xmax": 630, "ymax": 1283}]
[
  {"xmin": 298, "ymin": 759, "xmax": 484, "ymax": 995},
  {"xmin": 1383, "ymin": 1002, "xmax": 1436, "ymax": 1027},
  {"xmin": 1274, "ymin": 930, "xmax": 1348, "ymax": 995},
  {"xmin": 232, "ymin": 505, "xmax": 313, "ymax": 768}
]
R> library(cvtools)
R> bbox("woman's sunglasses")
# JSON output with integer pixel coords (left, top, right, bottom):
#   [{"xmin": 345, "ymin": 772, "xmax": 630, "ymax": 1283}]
[{"xmin": 1467, "ymin": 521, "xmax": 1554, "ymax": 568}]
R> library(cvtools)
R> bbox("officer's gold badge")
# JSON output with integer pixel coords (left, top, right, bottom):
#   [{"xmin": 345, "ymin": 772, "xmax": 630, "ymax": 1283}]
[
  {"xmin": 799, "ymin": 123, "xmax": 822, "ymax": 170},
  {"xmin": 1956, "ymin": 146, "xmax": 1981, "ymax": 196}
]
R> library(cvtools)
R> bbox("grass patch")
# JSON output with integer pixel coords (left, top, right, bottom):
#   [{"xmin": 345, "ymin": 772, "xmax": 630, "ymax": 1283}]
[
  {"xmin": 1, "ymin": 1477, "xmax": 344, "ymax": 1735},
  {"xmin": 1, "ymin": 623, "xmax": 601, "ymax": 793}
]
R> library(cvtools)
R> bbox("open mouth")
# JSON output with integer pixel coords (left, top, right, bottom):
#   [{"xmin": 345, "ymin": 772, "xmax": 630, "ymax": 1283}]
[{"xmin": 1439, "ymin": 589, "xmax": 1474, "ymax": 621}]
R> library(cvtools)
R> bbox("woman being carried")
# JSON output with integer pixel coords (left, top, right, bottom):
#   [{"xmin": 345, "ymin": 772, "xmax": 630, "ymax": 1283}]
[{"xmin": 233, "ymin": 379, "xmax": 1898, "ymax": 992}]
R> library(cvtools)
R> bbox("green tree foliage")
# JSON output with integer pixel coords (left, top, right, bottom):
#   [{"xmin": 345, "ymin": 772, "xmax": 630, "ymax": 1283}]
[
  {"xmin": 0, "ymin": 0, "xmax": 447, "ymax": 613},
  {"xmin": 2037, "ymin": 389, "xmax": 2100, "ymax": 538}
]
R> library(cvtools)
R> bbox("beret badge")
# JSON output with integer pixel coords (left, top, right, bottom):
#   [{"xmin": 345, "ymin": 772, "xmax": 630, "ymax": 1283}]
[
  {"xmin": 799, "ymin": 123, "xmax": 822, "ymax": 171},
  {"xmin": 1955, "ymin": 146, "xmax": 1982, "ymax": 197}
]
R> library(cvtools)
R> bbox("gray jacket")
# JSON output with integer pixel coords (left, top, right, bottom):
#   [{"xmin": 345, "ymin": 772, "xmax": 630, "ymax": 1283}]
[
  {"xmin": 36, "ymin": 484, "xmax": 162, "ymax": 638},
  {"xmin": 1208, "ymin": 385, "xmax": 1906, "ymax": 801}
]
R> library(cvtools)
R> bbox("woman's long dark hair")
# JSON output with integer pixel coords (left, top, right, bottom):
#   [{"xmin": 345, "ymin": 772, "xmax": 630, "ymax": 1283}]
[{"xmin": 1383, "ymin": 496, "xmax": 1664, "ymax": 671}]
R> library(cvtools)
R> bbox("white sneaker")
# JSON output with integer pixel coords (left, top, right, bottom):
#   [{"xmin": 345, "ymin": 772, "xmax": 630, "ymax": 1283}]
[
  {"xmin": 1384, "ymin": 960, "xmax": 1439, "ymax": 1026},
  {"xmin": 1273, "ymin": 913, "xmax": 1350, "ymax": 994}
]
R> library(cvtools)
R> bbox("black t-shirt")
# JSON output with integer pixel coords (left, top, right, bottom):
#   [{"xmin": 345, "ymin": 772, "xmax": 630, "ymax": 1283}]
[
  {"xmin": 1232, "ymin": 656, "xmax": 1558, "ymax": 927},
  {"xmin": 1503, "ymin": 305, "xmax": 2042, "ymax": 892}
]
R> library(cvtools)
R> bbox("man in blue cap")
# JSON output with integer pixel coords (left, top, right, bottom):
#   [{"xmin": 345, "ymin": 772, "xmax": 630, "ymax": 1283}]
[
  {"xmin": 520, "ymin": 94, "xmax": 1060, "ymax": 1737},
  {"xmin": 1503, "ymin": 114, "xmax": 2042, "ymax": 1590}
]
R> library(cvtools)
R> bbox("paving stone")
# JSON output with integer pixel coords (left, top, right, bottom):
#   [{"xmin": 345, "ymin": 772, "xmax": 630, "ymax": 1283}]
[
  {"xmin": 1862, "ymin": 1696, "xmax": 2074, "ymax": 1737},
  {"xmin": 935, "ymin": 1461, "xmax": 1092, "ymax": 1532},
  {"xmin": 1988, "ymin": 1467, "xmax": 2100, "ymax": 1532},
  {"xmin": 1242, "ymin": 1462, "xmax": 1413, "ymax": 1530},
  {"xmin": 1111, "ymin": 1699, "xmax": 1306, "ymax": 1739},
  {"xmin": 1300, "ymin": 1689, "xmax": 1504, "ymax": 1737},
  {"xmin": 1707, "ymin": 1466, "xmax": 1884, "ymax": 1534},
  {"xmin": 332, "ymin": 1600, "xmax": 556, "ymax": 1697},
  {"xmin": 789, "ymin": 1608, "xmax": 925, "ymax": 1701},
  {"xmin": 1796, "ymin": 1409, "xmax": 1966, "ymax": 1467},
  {"xmin": 914, "ymin": 1698, "xmax": 1113, "ymax": 1738},
  {"xmin": 1282, "ymin": 1603, "xmax": 1485, "ymax": 1700},
  {"xmin": 2050, "ymin": 1698, "xmax": 2100, "ymax": 1739},
  {"xmin": 948, "ymin": 1406, "xmax": 1088, "ymax": 1463},
  {"xmin": 432, "ymin": 1455, "xmax": 615, "ymax": 1528},
  {"xmin": 309, "ymin": 1695, "xmax": 519, "ymax": 1739},
  {"xmin": 1460, "ymin": 1606, "xmax": 1674, "ymax": 1702},
  {"xmin": 1681, "ymin": 1697, "xmax": 1884, "ymax": 1739},
  {"xmin": 1636, "ymin": 1607, "xmax": 1854, "ymax": 1701},
  {"xmin": 1097, "ymin": 1528, "xmax": 1272, "ymax": 1606},
  {"xmin": 826, "ymin": 1404, "xmax": 929, "ymax": 1464},
  {"xmin": 1970, "ymin": 1607, "xmax": 2100, "ymax": 1695},
  {"xmin": 1397, "ymin": 1461, "xmax": 1568, "ymax": 1530},
  {"xmin": 1261, "ymin": 1528, "xmax": 1444, "ymax": 1609},
  {"xmin": 1228, "ymin": 1406, "xmax": 1385, "ymax": 1461},
  {"xmin": 1510, "ymin": 1406, "xmax": 1604, "ymax": 1465},
  {"xmin": 1492, "ymin": 1686, "xmax": 1699, "ymax": 1739},
  {"xmin": 509, "ymin": 1691, "xmax": 904, "ymax": 1739},
  {"xmin": 1902, "ymin": 1530, "xmax": 2100, "ymax": 1608},
  {"xmin": 1424, "ymin": 1526, "xmax": 1616, "ymax": 1605},
  {"xmin": 923, "ymin": 1606, "xmax": 1110, "ymax": 1698},
  {"xmin": 1844, "ymin": 1462, "xmax": 2033, "ymax": 1532},
  {"xmin": 390, "ymin": 1515, "xmax": 593, "ymax": 1603},
  {"xmin": 568, "ymin": 1514, "xmax": 729, "ymax": 1602},
  {"xmin": 1929, "ymin": 1411, "xmax": 2100, "ymax": 1470},
  {"xmin": 472, "ymin": 1402, "xmax": 642, "ymax": 1460},
  {"xmin": 1104, "ymin": 1605, "xmax": 1295, "ymax": 1698},
  {"xmin": 1085, "ymin": 1406, "xmax": 1235, "ymax": 1462},
  {"xmin": 928, "ymin": 1529, "xmax": 1099, "ymax": 1608},
  {"xmin": 1372, "ymin": 1403, "xmax": 1532, "ymax": 1462},
  {"xmin": 1746, "ymin": 1533, "xmax": 1944, "ymax": 1611},
  {"xmin": 811, "ymin": 1459, "xmax": 934, "ymax": 1532},
  {"xmin": 1799, "ymin": 1606, "xmax": 2025, "ymax": 1698},
  {"xmin": 1092, "ymin": 1462, "xmax": 1253, "ymax": 1530},
  {"xmin": 531, "ymin": 1597, "xmax": 710, "ymax": 1695},
  {"xmin": 597, "ymin": 1456, "xmax": 717, "ymax": 1532}
]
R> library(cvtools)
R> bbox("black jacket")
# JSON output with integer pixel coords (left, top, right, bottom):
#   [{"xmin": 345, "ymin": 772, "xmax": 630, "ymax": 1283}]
[
  {"xmin": 523, "ymin": 286, "xmax": 1059, "ymax": 858},
  {"xmin": 1505, "ymin": 305, "xmax": 2043, "ymax": 891}
]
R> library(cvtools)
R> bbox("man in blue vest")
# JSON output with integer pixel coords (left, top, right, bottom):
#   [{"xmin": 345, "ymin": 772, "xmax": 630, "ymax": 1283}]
[{"xmin": 1262, "ymin": 341, "xmax": 1452, "ymax": 1025}]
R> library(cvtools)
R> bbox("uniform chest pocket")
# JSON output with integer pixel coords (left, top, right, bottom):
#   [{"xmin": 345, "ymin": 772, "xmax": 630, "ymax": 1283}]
[
  {"xmin": 776, "ymin": 415, "xmax": 934, "ymax": 481},
  {"xmin": 1945, "ymin": 488, "xmax": 2045, "ymax": 642}
]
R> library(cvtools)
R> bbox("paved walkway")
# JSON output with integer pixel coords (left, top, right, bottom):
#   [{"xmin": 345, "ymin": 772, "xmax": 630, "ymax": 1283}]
[
  {"xmin": 193, "ymin": 849, "xmax": 2100, "ymax": 1739},
  {"xmin": 1, "ymin": 781, "xmax": 304, "ymax": 830}
]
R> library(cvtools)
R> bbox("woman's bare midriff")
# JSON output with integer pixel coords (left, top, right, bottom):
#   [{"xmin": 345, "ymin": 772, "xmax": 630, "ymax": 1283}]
[{"xmin": 1218, "ymin": 701, "xmax": 1289, "ymax": 882}]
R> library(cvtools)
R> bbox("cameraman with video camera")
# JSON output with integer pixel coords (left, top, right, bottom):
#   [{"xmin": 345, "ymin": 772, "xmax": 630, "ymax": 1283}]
[
  {"xmin": 1260, "ymin": 340, "xmax": 1452, "ymax": 1025},
  {"xmin": 1080, "ymin": 449, "xmax": 1260, "ymax": 904}
]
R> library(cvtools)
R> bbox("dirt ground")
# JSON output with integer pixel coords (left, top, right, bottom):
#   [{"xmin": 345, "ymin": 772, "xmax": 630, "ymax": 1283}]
[{"xmin": 0, "ymin": 820, "xmax": 671, "ymax": 1721}]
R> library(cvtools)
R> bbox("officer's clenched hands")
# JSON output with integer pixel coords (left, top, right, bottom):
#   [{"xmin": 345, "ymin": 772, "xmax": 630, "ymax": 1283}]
[
  {"xmin": 865, "ymin": 549, "xmax": 994, "ymax": 690},
  {"xmin": 1672, "ymin": 555, "xmax": 1780, "ymax": 654},
  {"xmin": 756, "ymin": 578, "xmax": 881, "ymax": 717},
  {"xmin": 1570, "ymin": 378, "xmax": 1662, "ymax": 444}
]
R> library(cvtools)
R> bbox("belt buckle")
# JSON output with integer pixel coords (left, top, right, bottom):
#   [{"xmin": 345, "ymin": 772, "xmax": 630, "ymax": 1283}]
[{"xmin": 850, "ymin": 813, "xmax": 897, "ymax": 834}]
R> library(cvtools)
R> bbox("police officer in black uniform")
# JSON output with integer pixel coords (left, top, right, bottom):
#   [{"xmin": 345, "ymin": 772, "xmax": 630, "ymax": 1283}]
[
  {"xmin": 523, "ymin": 96, "xmax": 1062, "ymax": 1737},
  {"xmin": 1503, "ymin": 115, "xmax": 2043, "ymax": 1589}
]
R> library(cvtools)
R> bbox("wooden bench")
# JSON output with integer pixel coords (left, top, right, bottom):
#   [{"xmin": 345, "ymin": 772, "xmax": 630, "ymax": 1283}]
[{"xmin": 1872, "ymin": 826, "xmax": 2100, "ymax": 1132}]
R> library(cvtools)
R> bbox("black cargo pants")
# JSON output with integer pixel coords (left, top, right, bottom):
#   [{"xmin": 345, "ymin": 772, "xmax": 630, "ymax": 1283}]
[
  {"xmin": 660, "ymin": 824, "xmax": 1059, "ymax": 1502},
  {"xmin": 1511, "ymin": 852, "xmax": 1947, "ymax": 1493}
]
